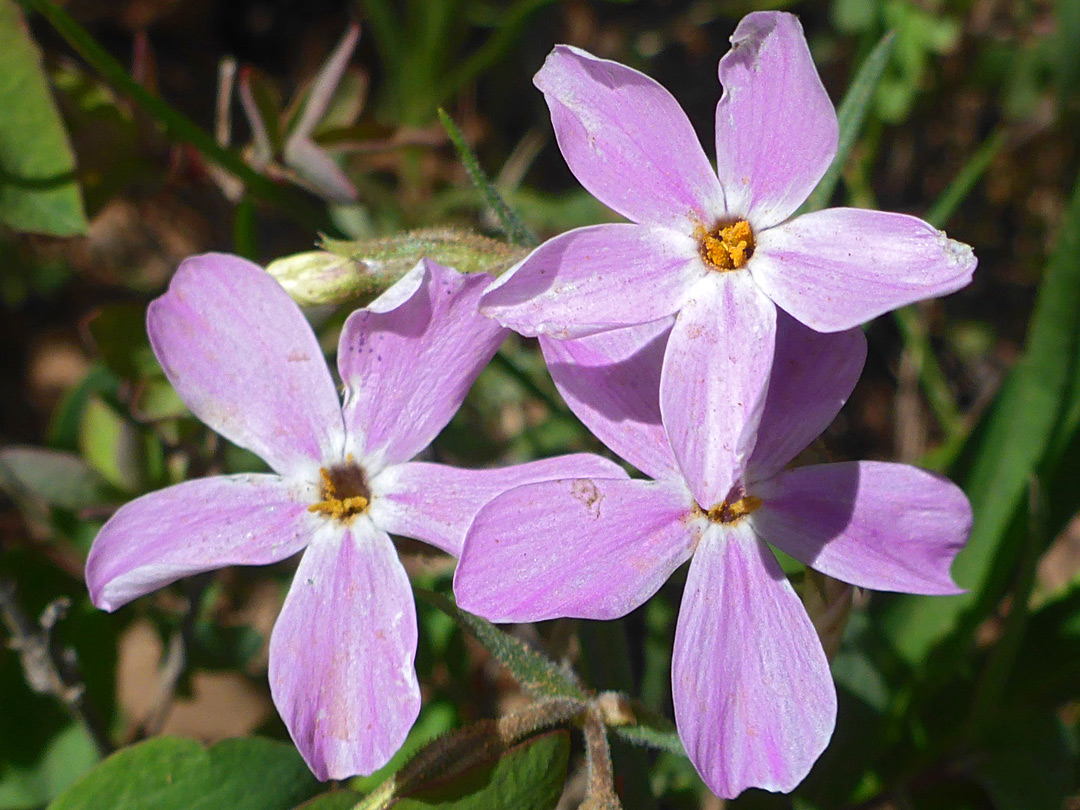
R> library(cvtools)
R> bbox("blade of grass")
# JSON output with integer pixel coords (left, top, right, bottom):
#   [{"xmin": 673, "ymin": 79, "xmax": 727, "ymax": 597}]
[
  {"xmin": 357, "ymin": 0, "xmax": 403, "ymax": 76},
  {"xmin": 801, "ymin": 31, "xmax": 897, "ymax": 214},
  {"xmin": 22, "ymin": 0, "xmax": 327, "ymax": 230},
  {"xmin": 925, "ymin": 128, "xmax": 1005, "ymax": 228},
  {"xmin": 436, "ymin": 0, "xmax": 559, "ymax": 106},
  {"xmin": 438, "ymin": 108, "xmax": 537, "ymax": 247}
]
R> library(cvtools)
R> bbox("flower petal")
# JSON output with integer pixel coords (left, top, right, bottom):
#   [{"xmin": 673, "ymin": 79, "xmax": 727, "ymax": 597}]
[
  {"xmin": 480, "ymin": 224, "xmax": 703, "ymax": 339},
  {"xmin": 752, "ymin": 461, "xmax": 970, "ymax": 595},
  {"xmin": 535, "ymin": 45, "xmax": 725, "ymax": 229},
  {"xmin": 454, "ymin": 477, "xmax": 699, "ymax": 622},
  {"xmin": 86, "ymin": 475, "xmax": 316, "ymax": 611},
  {"xmin": 147, "ymin": 253, "xmax": 345, "ymax": 477},
  {"xmin": 660, "ymin": 273, "xmax": 776, "ymax": 508},
  {"xmin": 714, "ymin": 12, "xmax": 838, "ymax": 228},
  {"xmin": 752, "ymin": 208, "xmax": 977, "ymax": 332},
  {"xmin": 269, "ymin": 518, "xmax": 420, "ymax": 780},
  {"xmin": 338, "ymin": 260, "xmax": 508, "ymax": 471},
  {"xmin": 745, "ymin": 311, "xmax": 867, "ymax": 481},
  {"xmin": 540, "ymin": 319, "xmax": 680, "ymax": 479},
  {"xmin": 369, "ymin": 453, "xmax": 628, "ymax": 556},
  {"xmin": 673, "ymin": 522, "xmax": 835, "ymax": 798}
]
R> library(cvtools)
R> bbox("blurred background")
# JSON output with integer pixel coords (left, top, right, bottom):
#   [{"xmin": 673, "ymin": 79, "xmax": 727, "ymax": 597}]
[{"xmin": 1, "ymin": 1, "xmax": 1079, "ymax": 808}]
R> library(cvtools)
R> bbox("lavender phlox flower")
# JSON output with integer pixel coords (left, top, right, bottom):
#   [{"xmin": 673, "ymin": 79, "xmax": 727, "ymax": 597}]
[
  {"xmin": 480, "ymin": 12, "xmax": 976, "ymax": 492},
  {"xmin": 85, "ymin": 253, "xmax": 624, "ymax": 780},
  {"xmin": 453, "ymin": 313, "xmax": 972, "ymax": 798}
]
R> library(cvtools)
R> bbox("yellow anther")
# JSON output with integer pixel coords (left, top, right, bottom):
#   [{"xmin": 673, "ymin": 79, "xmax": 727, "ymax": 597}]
[
  {"xmin": 308, "ymin": 463, "xmax": 370, "ymax": 522},
  {"xmin": 699, "ymin": 219, "xmax": 755, "ymax": 271},
  {"xmin": 707, "ymin": 495, "xmax": 763, "ymax": 525}
]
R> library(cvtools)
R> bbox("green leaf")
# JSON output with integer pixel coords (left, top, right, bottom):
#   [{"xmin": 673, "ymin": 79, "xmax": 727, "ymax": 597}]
[
  {"xmin": 881, "ymin": 171, "xmax": 1080, "ymax": 665},
  {"xmin": 47, "ymin": 737, "xmax": 321, "ymax": 810},
  {"xmin": 130, "ymin": 378, "xmax": 188, "ymax": 423},
  {"xmin": 801, "ymin": 30, "xmax": 897, "ymax": 214},
  {"xmin": 0, "ymin": 724, "xmax": 99, "ymax": 809},
  {"xmin": 415, "ymin": 590, "xmax": 587, "ymax": 701},
  {"xmin": 0, "ymin": 446, "xmax": 112, "ymax": 509},
  {"xmin": 394, "ymin": 730, "xmax": 570, "ymax": 810},
  {"xmin": 0, "ymin": 0, "xmax": 87, "ymax": 235},
  {"xmin": 78, "ymin": 396, "xmax": 153, "ymax": 493},
  {"xmin": 47, "ymin": 364, "xmax": 120, "ymax": 451}
]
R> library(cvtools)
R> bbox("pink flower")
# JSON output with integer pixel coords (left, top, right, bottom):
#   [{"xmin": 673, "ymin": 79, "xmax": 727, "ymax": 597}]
[
  {"xmin": 85, "ymin": 253, "xmax": 624, "ymax": 780},
  {"xmin": 481, "ymin": 12, "xmax": 976, "ymax": 489},
  {"xmin": 453, "ymin": 314, "xmax": 971, "ymax": 798}
]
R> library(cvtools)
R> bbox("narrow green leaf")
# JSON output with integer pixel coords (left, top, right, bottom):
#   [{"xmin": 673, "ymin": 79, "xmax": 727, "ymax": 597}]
[
  {"xmin": 610, "ymin": 724, "xmax": 684, "ymax": 757},
  {"xmin": 393, "ymin": 730, "xmax": 570, "ymax": 810},
  {"xmin": 801, "ymin": 31, "xmax": 897, "ymax": 214},
  {"xmin": 881, "ymin": 171, "xmax": 1080, "ymax": 665},
  {"xmin": 437, "ymin": 109, "xmax": 537, "ymax": 247},
  {"xmin": 0, "ymin": 0, "xmax": 87, "ymax": 235},
  {"xmin": 47, "ymin": 737, "xmax": 321, "ymax": 810},
  {"xmin": 925, "ymin": 128, "xmax": 1005, "ymax": 229},
  {"xmin": 0, "ymin": 446, "xmax": 112, "ymax": 510},
  {"xmin": 415, "ymin": 590, "xmax": 587, "ymax": 701}
]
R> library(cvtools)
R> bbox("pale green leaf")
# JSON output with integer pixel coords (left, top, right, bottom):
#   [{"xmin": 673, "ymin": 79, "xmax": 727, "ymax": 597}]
[{"xmin": 0, "ymin": 0, "xmax": 87, "ymax": 235}]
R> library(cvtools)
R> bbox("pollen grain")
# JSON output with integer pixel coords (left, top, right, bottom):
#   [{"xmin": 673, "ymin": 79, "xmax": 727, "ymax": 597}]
[
  {"xmin": 707, "ymin": 495, "xmax": 763, "ymax": 525},
  {"xmin": 309, "ymin": 464, "xmax": 370, "ymax": 522},
  {"xmin": 699, "ymin": 219, "xmax": 755, "ymax": 271}
]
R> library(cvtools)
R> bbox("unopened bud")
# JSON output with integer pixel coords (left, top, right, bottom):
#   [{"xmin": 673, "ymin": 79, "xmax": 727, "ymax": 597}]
[{"xmin": 265, "ymin": 251, "xmax": 372, "ymax": 306}]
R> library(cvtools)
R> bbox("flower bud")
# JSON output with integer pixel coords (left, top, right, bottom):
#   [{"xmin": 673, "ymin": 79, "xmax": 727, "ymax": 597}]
[{"xmin": 265, "ymin": 250, "xmax": 369, "ymax": 306}]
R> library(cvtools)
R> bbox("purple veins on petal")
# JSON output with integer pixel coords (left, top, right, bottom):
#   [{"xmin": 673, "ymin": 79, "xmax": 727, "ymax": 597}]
[
  {"xmin": 87, "ymin": 253, "xmax": 539, "ymax": 783},
  {"xmin": 147, "ymin": 252, "xmax": 345, "ymax": 478},
  {"xmin": 751, "ymin": 462, "xmax": 970, "ymax": 595},
  {"xmin": 269, "ymin": 519, "xmax": 420, "ymax": 780},
  {"xmin": 485, "ymin": 10, "xmax": 975, "ymax": 355},
  {"xmin": 454, "ymin": 476, "xmax": 699, "ymax": 623},
  {"xmin": 86, "ymin": 474, "xmax": 317, "ymax": 612},
  {"xmin": 672, "ymin": 523, "xmax": 836, "ymax": 798},
  {"xmin": 338, "ymin": 258, "xmax": 508, "ymax": 470}
]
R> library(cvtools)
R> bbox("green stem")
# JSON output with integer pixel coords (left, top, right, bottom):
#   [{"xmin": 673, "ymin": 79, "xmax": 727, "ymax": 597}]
[
  {"xmin": 438, "ymin": 108, "xmax": 537, "ymax": 247},
  {"xmin": 23, "ymin": 0, "xmax": 327, "ymax": 230}
]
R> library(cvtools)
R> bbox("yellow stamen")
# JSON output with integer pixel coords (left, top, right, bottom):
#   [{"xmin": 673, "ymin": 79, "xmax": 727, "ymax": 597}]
[
  {"xmin": 308, "ymin": 464, "xmax": 369, "ymax": 522},
  {"xmin": 699, "ymin": 219, "xmax": 755, "ymax": 271},
  {"xmin": 707, "ymin": 495, "xmax": 763, "ymax": 525}
]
